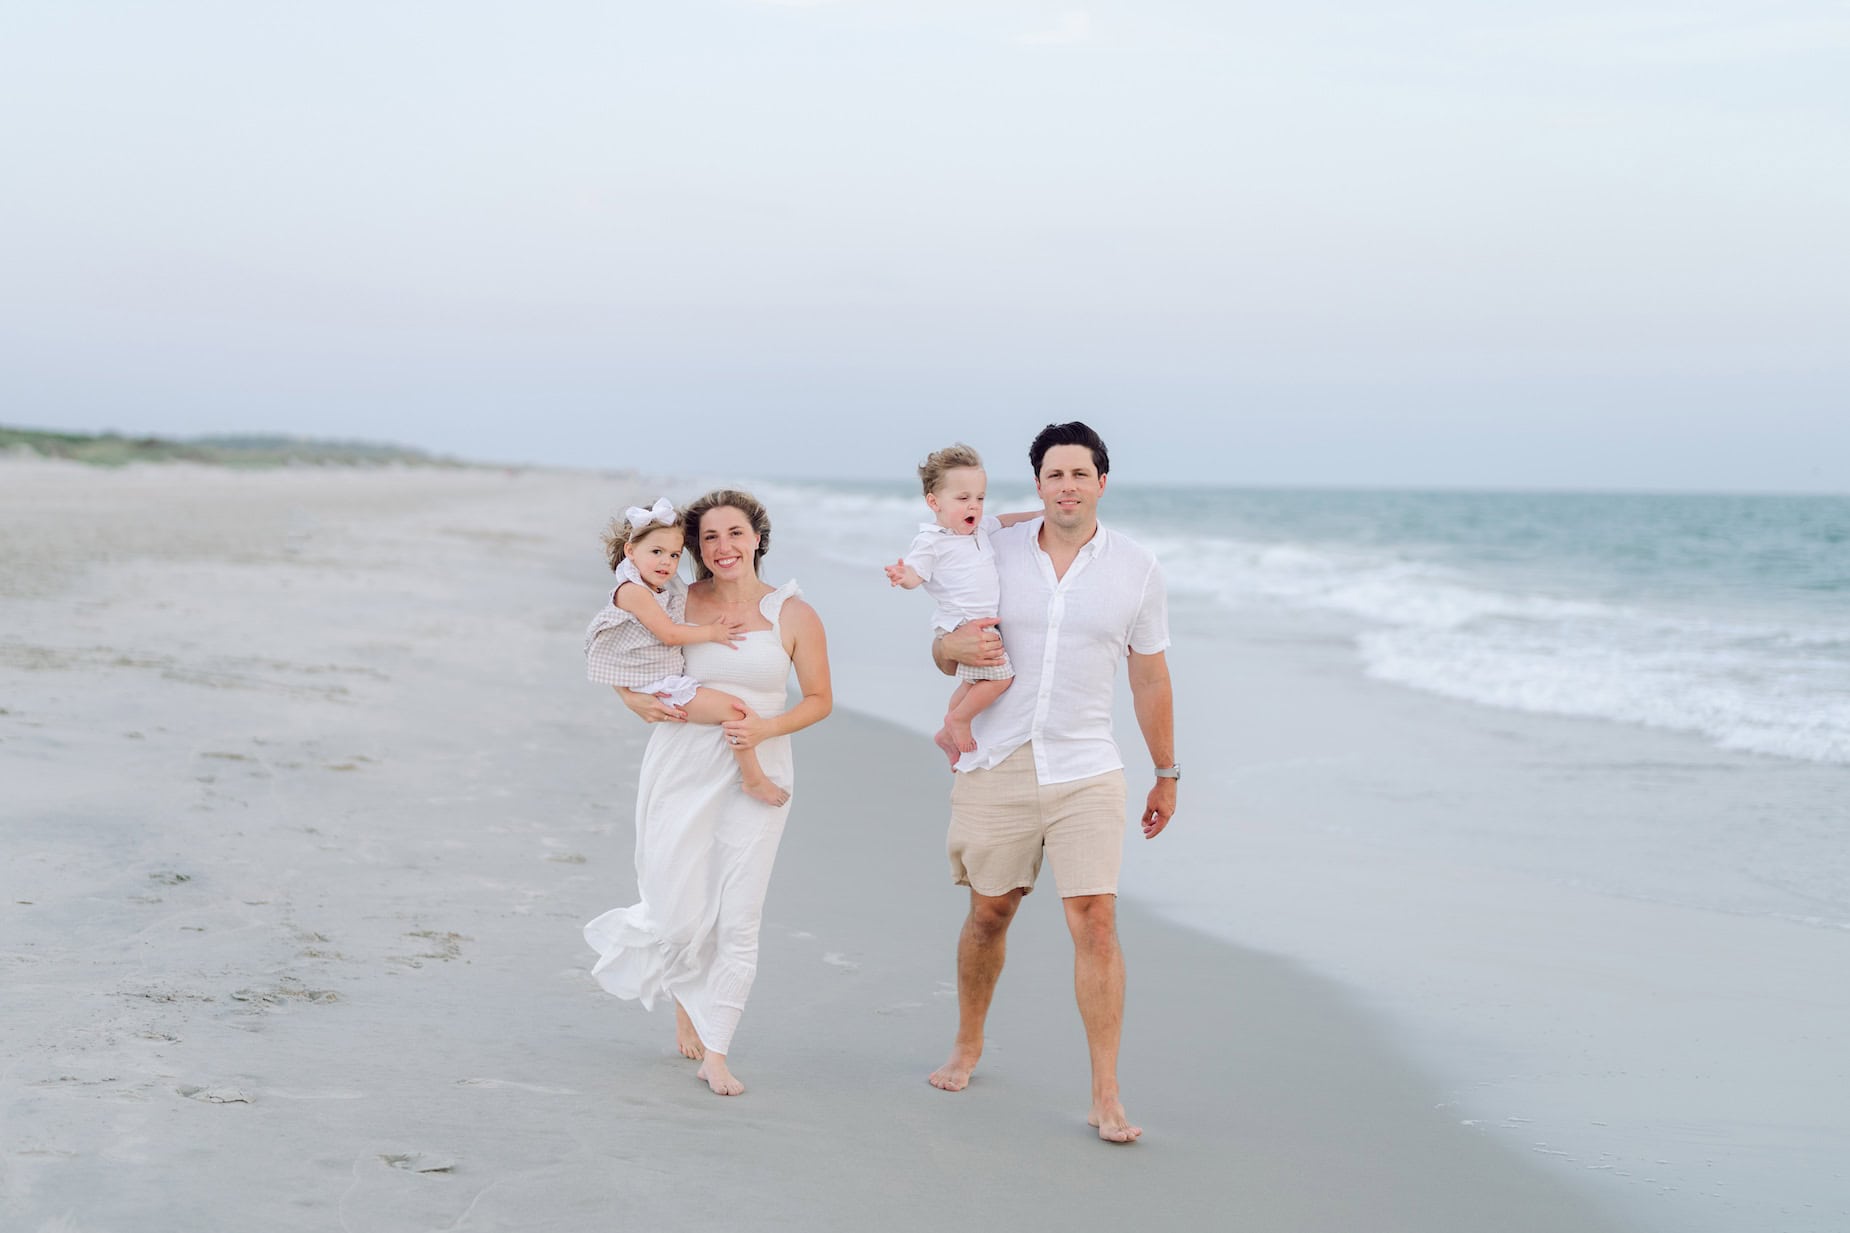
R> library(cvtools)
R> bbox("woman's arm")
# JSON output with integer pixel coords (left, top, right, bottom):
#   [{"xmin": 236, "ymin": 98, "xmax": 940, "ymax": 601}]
[
  {"xmin": 616, "ymin": 583, "xmax": 742, "ymax": 647},
  {"xmin": 613, "ymin": 685, "xmax": 688, "ymax": 723},
  {"xmin": 994, "ymin": 510, "xmax": 1038, "ymax": 527},
  {"xmin": 721, "ymin": 601, "xmax": 832, "ymax": 748}
]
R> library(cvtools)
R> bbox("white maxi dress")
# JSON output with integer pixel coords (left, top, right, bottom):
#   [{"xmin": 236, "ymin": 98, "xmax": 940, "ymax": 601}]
[{"xmin": 583, "ymin": 580, "xmax": 801, "ymax": 1056}]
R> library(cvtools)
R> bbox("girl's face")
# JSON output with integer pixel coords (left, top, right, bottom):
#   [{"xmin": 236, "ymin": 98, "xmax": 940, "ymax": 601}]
[
  {"xmin": 624, "ymin": 527, "xmax": 685, "ymax": 591},
  {"xmin": 698, "ymin": 506, "xmax": 760, "ymax": 581}
]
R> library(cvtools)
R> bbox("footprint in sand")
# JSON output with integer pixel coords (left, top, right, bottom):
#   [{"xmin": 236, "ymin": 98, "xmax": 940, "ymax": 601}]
[
  {"xmin": 177, "ymin": 1085, "xmax": 252, "ymax": 1104},
  {"xmin": 821, "ymin": 952, "xmax": 860, "ymax": 971},
  {"xmin": 231, "ymin": 984, "xmax": 339, "ymax": 1007},
  {"xmin": 455, "ymin": 1078, "xmax": 580, "ymax": 1095},
  {"xmin": 876, "ymin": 1001, "xmax": 925, "ymax": 1016},
  {"xmin": 379, "ymin": 1152, "xmax": 456, "ymax": 1174}
]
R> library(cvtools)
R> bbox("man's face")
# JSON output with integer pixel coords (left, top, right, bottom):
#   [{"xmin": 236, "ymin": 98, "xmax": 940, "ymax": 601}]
[{"xmin": 1035, "ymin": 444, "xmax": 1106, "ymax": 530}]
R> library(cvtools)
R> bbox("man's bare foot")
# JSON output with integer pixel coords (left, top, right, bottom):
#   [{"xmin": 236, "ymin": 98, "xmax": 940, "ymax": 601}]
[
  {"xmin": 696, "ymin": 1053, "xmax": 744, "ymax": 1096},
  {"xmin": 932, "ymin": 727, "xmax": 962, "ymax": 766},
  {"xmin": 944, "ymin": 714, "xmax": 977, "ymax": 754},
  {"xmin": 741, "ymin": 776, "xmax": 791, "ymax": 808},
  {"xmin": 928, "ymin": 1047, "xmax": 981, "ymax": 1092},
  {"xmin": 673, "ymin": 1002, "xmax": 705, "ymax": 1061},
  {"xmin": 1088, "ymin": 1099, "xmax": 1143, "ymax": 1143}
]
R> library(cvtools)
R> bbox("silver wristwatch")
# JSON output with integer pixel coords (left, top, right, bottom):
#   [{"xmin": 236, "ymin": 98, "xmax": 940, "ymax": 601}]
[{"xmin": 1154, "ymin": 764, "xmax": 1181, "ymax": 781}]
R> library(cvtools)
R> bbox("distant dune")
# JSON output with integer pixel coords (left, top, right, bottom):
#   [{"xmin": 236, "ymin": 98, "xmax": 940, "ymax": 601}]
[{"xmin": 0, "ymin": 425, "xmax": 457, "ymax": 468}]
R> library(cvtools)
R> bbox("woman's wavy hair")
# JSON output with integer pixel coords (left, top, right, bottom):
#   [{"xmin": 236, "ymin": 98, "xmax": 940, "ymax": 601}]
[{"xmin": 680, "ymin": 488, "xmax": 771, "ymax": 581}]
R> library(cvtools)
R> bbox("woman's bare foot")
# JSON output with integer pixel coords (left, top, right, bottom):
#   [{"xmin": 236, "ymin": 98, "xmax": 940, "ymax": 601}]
[
  {"xmin": 741, "ymin": 775, "xmax": 791, "ymax": 808},
  {"xmin": 673, "ymin": 1002, "xmax": 705, "ymax": 1061},
  {"xmin": 928, "ymin": 1046, "xmax": 981, "ymax": 1092},
  {"xmin": 695, "ymin": 1053, "xmax": 744, "ymax": 1096},
  {"xmin": 1088, "ymin": 1099, "xmax": 1143, "ymax": 1143},
  {"xmin": 932, "ymin": 727, "xmax": 962, "ymax": 766}
]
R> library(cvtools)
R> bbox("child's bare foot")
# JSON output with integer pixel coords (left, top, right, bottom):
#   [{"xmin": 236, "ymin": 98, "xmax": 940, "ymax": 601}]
[
  {"xmin": 932, "ymin": 727, "xmax": 962, "ymax": 766},
  {"xmin": 674, "ymin": 1002, "xmax": 705, "ymax": 1061},
  {"xmin": 945, "ymin": 714, "xmax": 977, "ymax": 754},
  {"xmin": 696, "ymin": 1054, "xmax": 745, "ymax": 1096},
  {"xmin": 741, "ymin": 775, "xmax": 791, "ymax": 808}
]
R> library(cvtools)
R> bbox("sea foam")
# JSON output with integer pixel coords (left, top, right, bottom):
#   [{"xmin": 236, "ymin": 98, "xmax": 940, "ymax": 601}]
[{"xmin": 756, "ymin": 479, "xmax": 1850, "ymax": 766}]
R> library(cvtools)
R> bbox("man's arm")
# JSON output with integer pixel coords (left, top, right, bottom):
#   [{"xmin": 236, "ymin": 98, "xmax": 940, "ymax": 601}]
[
  {"xmin": 932, "ymin": 617, "xmax": 1003, "ymax": 677},
  {"xmin": 1127, "ymin": 648, "xmax": 1176, "ymax": 838}
]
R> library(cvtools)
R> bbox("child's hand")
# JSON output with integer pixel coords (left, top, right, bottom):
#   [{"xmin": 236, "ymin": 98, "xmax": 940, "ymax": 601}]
[
  {"xmin": 885, "ymin": 560, "xmax": 922, "ymax": 589},
  {"xmin": 706, "ymin": 615, "xmax": 746, "ymax": 647}
]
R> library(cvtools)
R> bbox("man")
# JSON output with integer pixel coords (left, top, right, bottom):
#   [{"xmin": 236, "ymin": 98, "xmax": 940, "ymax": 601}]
[{"xmin": 929, "ymin": 421, "xmax": 1177, "ymax": 1144}]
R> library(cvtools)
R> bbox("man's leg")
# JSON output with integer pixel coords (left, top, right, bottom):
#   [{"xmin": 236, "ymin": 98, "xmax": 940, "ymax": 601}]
[
  {"xmin": 1062, "ymin": 893, "xmax": 1141, "ymax": 1142},
  {"xmin": 929, "ymin": 888, "xmax": 1024, "ymax": 1091}
]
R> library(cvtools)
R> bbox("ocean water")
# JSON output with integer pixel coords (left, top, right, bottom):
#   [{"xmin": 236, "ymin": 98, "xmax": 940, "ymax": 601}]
[
  {"xmin": 736, "ymin": 476, "xmax": 1850, "ymax": 1231},
  {"xmin": 763, "ymin": 480, "xmax": 1850, "ymax": 766}
]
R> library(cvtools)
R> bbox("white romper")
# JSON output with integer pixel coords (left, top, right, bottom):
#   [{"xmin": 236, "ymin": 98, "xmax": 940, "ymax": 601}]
[{"xmin": 902, "ymin": 515, "xmax": 1013, "ymax": 682}]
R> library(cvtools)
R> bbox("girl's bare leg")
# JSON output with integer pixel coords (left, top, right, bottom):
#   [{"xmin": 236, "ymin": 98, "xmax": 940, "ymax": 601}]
[
  {"xmin": 683, "ymin": 688, "xmax": 790, "ymax": 807},
  {"xmin": 940, "ymin": 678, "xmax": 1011, "ymax": 759}
]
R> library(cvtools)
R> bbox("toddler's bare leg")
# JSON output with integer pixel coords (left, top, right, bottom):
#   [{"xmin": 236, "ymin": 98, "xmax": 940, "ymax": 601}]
[
  {"xmin": 683, "ymin": 688, "xmax": 790, "ymax": 807},
  {"xmin": 942, "ymin": 678, "xmax": 1012, "ymax": 756},
  {"xmin": 933, "ymin": 682, "xmax": 973, "ymax": 765}
]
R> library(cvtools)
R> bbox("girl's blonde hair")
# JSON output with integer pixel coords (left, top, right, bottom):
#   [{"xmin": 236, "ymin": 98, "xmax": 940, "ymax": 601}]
[
  {"xmin": 602, "ymin": 501, "xmax": 685, "ymax": 572},
  {"xmin": 680, "ymin": 488, "xmax": 771, "ymax": 581},
  {"xmin": 917, "ymin": 443, "xmax": 984, "ymax": 495}
]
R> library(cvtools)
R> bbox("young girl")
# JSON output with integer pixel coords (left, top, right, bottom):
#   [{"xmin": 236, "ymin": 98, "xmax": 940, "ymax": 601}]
[{"xmin": 586, "ymin": 498, "xmax": 791, "ymax": 807}]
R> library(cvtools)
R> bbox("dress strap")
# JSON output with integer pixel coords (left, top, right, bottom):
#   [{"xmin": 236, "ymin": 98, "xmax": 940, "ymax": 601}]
[{"xmin": 759, "ymin": 579, "xmax": 803, "ymax": 630}]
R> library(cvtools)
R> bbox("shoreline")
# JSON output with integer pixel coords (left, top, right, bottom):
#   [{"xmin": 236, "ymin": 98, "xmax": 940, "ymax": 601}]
[{"xmin": 0, "ymin": 459, "xmax": 1633, "ymax": 1231}]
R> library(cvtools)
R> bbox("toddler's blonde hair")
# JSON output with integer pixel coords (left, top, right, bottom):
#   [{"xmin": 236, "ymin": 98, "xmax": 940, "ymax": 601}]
[{"xmin": 917, "ymin": 443, "xmax": 984, "ymax": 496}]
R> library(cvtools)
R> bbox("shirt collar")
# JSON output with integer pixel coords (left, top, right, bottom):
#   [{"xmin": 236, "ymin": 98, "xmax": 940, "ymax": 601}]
[
  {"xmin": 1027, "ymin": 516, "xmax": 1108, "ymax": 556},
  {"xmin": 919, "ymin": 520, "xmax": 987, "ymax": 539}
]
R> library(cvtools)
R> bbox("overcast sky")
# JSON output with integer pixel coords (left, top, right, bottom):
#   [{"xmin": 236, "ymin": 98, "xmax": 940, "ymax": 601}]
[{"xmin": 3, "ymin": 1, "xmax": 1846, "ymax": 491}]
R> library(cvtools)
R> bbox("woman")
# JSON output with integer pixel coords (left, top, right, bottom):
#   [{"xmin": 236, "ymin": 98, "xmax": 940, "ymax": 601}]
[{"xmin": 583, "ymin": 489, "xmax": 832, "ymax": 1096}]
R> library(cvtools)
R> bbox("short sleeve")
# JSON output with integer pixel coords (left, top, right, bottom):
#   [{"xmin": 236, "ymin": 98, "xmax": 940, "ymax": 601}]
[
  {"xmin": 902, "ymin": 530, "xmax": 940, "ymax": 581},
  {"xmin": 1128, "ymin": 558, "xmax": 1170, "ymax": 655},
  {"xmin": 978, "ymin": 514, "xmax": 1002, "ymax": 534}
]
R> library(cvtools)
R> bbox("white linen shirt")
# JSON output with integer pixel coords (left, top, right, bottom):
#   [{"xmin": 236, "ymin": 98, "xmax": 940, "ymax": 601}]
[
  {"xmin": 903, "ymin": 514, "xmax": 1003, "ymax": 633},
  {"xmin": 959, "ymin": 517, "xmax": 1169, "ymax": 784}
]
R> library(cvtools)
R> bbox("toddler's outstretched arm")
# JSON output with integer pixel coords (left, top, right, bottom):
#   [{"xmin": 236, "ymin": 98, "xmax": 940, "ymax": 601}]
[{"xmin": 885, "ymin": 559, "xmax": 923, "ymax": 589}]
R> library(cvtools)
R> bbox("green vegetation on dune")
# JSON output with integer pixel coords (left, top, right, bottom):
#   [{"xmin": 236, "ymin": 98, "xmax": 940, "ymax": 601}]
[{"xmin": 0, "ymin": 426, "xmax": 457, "ymax": 469}]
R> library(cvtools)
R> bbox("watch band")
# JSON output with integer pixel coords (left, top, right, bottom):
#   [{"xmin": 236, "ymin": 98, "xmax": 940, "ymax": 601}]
[{"xmin": 1154, "ymin": 764, "xmax": 1181, "ymax": 781}]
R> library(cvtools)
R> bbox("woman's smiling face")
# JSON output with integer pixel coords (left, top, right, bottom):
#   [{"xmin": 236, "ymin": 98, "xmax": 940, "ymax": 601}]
[{"xmin": 698, "ymin": 505, "xmax": 760, "ymax": 580}]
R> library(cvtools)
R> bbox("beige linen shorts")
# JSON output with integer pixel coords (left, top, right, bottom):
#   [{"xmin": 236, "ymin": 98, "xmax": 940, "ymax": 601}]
[{"xmin": 948, "ymin": 743, "xmax": 1127, "ymax": 898}]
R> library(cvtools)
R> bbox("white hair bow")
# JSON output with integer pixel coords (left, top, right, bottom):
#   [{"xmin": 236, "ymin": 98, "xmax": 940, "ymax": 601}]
[{"xmin": 624, "ymin": 497, "xmax": 677, "ymax": 531}]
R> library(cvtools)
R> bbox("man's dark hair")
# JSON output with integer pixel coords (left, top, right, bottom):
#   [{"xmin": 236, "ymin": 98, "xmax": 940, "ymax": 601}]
[{"xmin": 1028, "ymin": 421, "xmax": 1110, "ymax": 477}]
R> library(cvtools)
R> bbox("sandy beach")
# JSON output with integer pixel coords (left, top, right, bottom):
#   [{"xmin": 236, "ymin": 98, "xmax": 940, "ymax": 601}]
[{"xmin": 0, "ymin": 458, "xmax": 1637, "ymax": 1231}]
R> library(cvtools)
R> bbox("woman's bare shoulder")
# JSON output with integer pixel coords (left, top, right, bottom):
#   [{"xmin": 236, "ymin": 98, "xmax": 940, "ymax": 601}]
[{"xmin": 780, "ymin": 596, "xmax": 824, "ymax": 634}]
